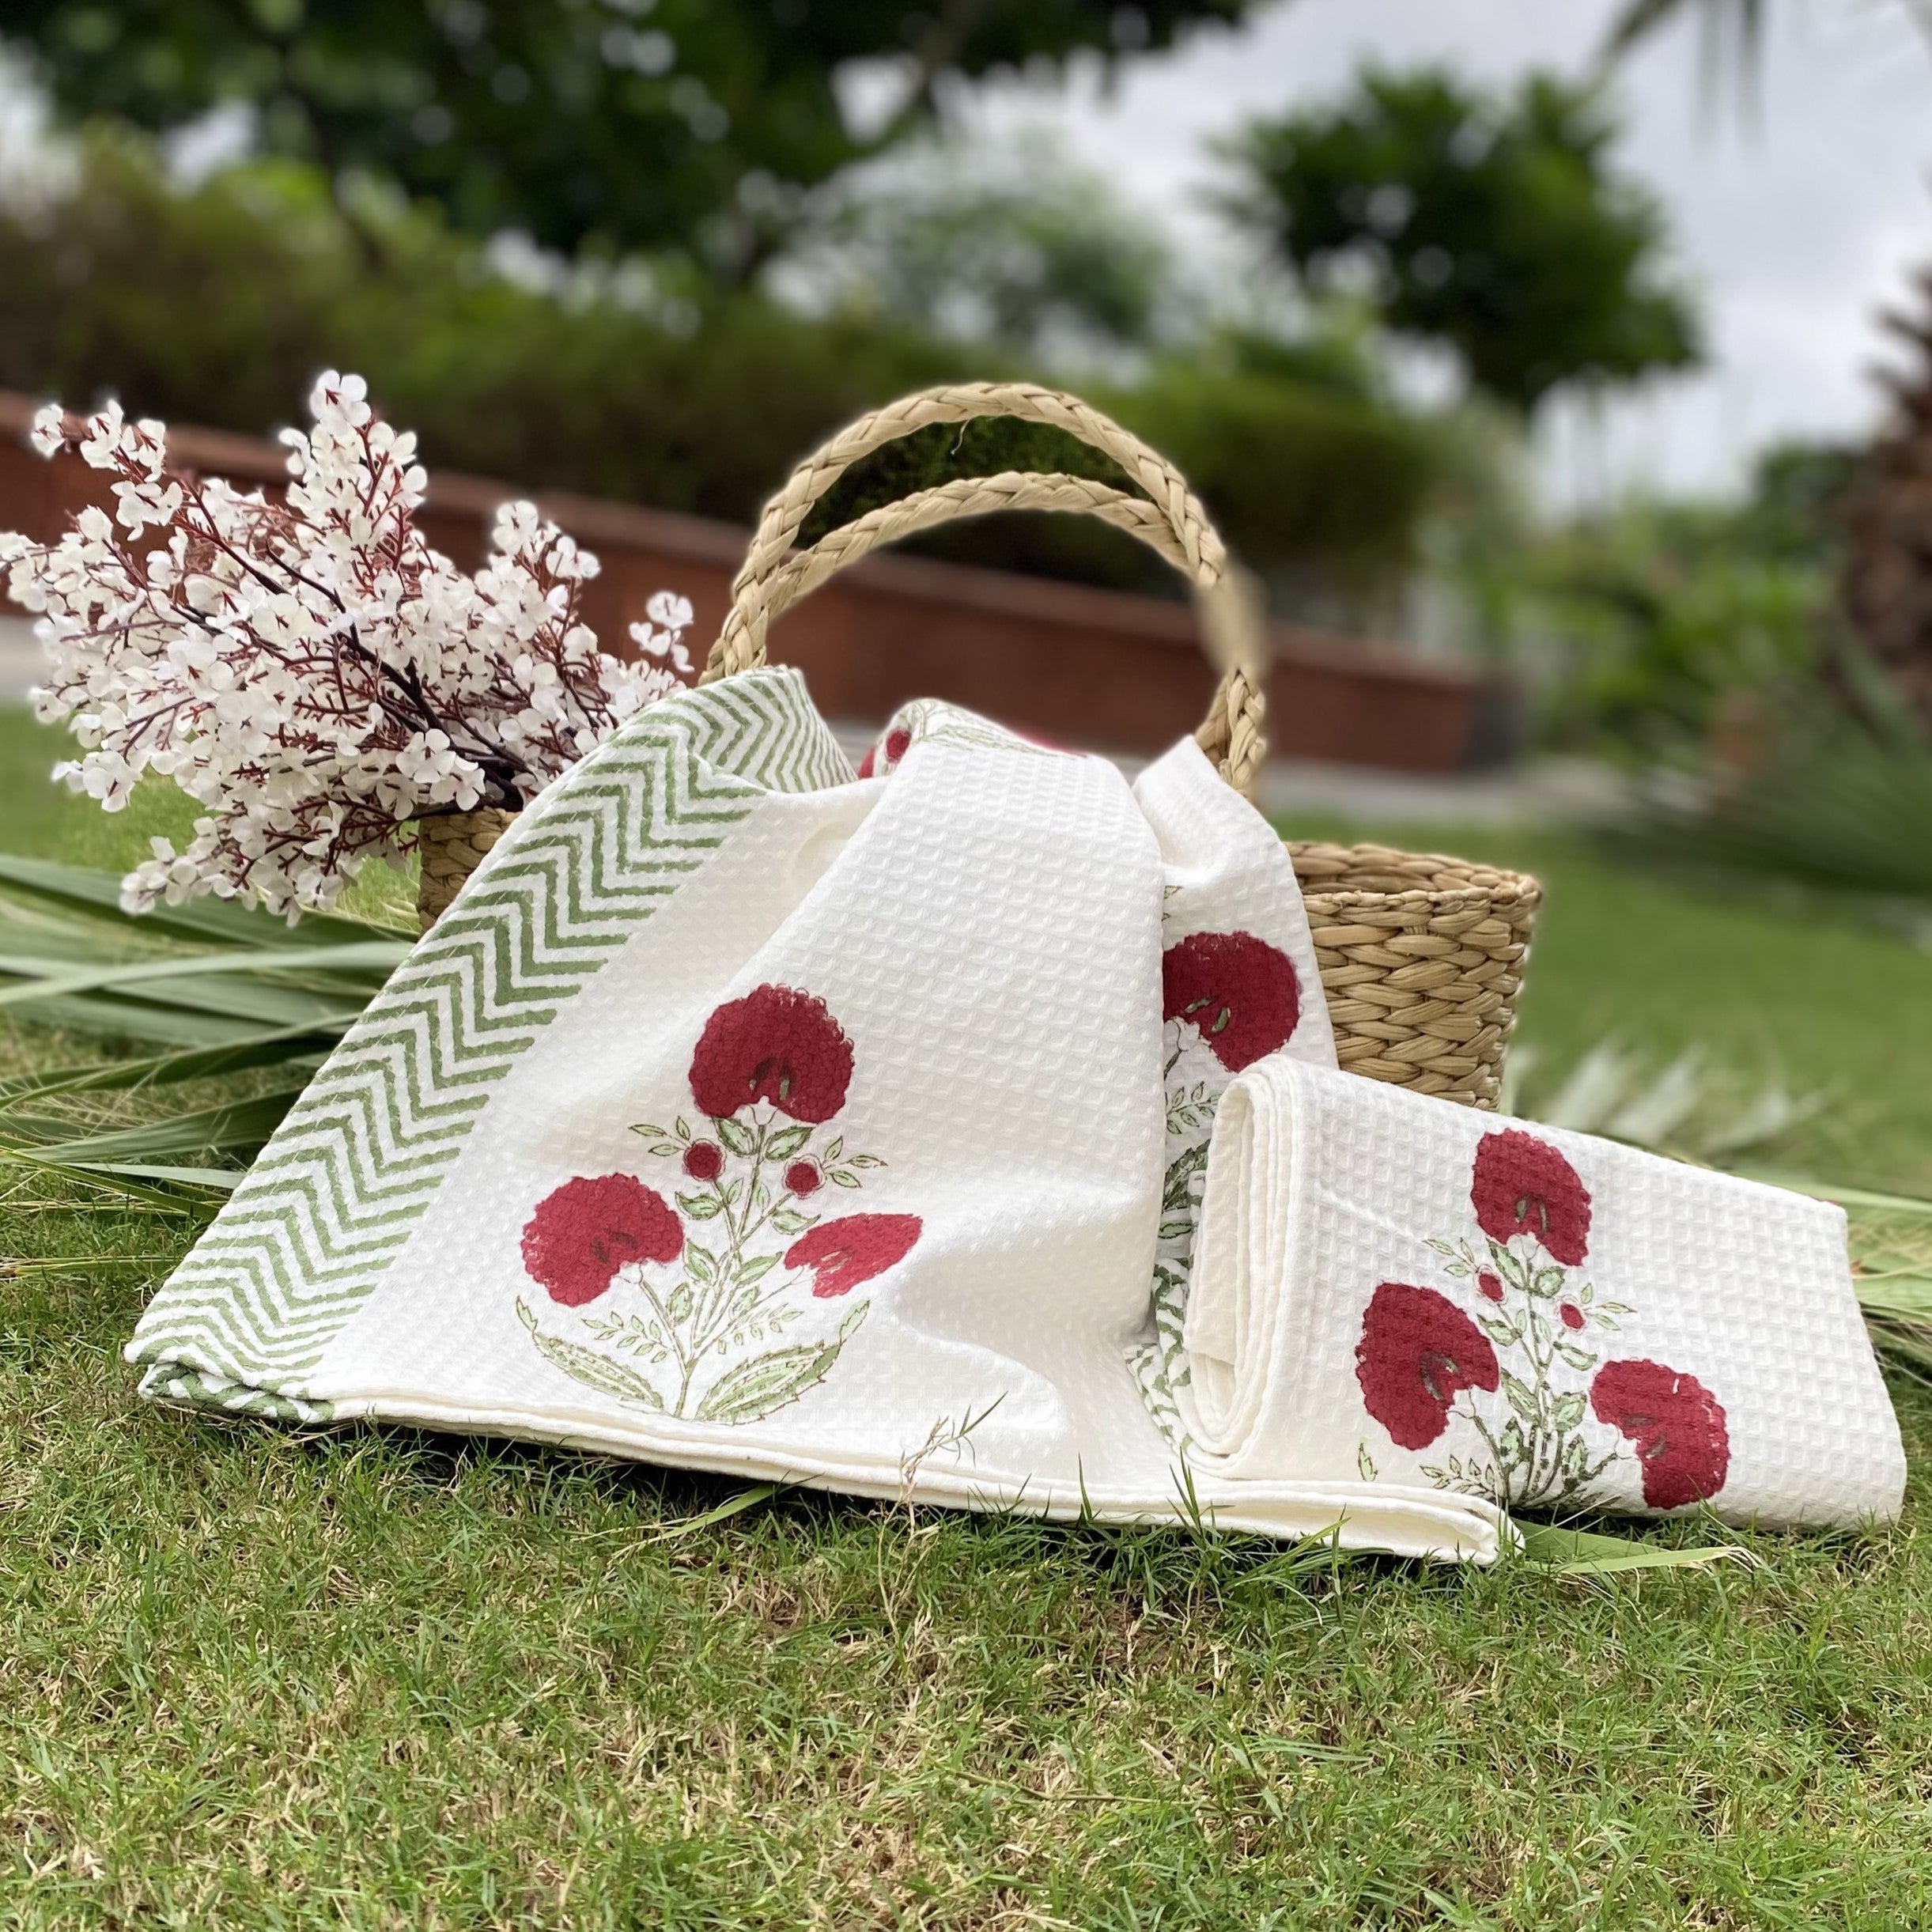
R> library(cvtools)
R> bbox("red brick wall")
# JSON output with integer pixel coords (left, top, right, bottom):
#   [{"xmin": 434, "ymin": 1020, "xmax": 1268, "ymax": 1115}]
[{"xmin": 0, "ymin": 393, "xmax": 1511, "ymax": 771}]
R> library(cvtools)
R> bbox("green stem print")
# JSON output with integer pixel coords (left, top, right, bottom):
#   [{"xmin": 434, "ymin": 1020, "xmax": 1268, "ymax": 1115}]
[{"xmin": 516, "ymin": 982, "xmax": 921, "ymax": 1426}]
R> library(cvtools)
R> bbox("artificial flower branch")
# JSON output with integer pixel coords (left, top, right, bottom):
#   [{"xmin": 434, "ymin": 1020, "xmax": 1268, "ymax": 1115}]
[{"xmin": 0, "ymin": 373, "xmax": 694, "ymax": 920}]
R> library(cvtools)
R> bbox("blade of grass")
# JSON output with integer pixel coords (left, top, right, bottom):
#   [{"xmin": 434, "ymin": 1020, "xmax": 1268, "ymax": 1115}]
[{"xmin": 1513, "ymin": 1520, "xmax": 1759, "ymax": 1574}]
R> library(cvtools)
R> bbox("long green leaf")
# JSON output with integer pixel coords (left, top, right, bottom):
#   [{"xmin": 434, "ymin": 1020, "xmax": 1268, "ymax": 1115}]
[
  {"xmin": 1514, "ymin": 1520, "xmax": 1759, "ymax": 1575},
  {"xmin": 0, "ymin": 1030, "xmax": 335, "ymax": 1102},
  {"xmin": 0, "ymin": 991, "xmax": 321, "ymax": 1048},
  {"xmin": 0, "ymin": 1083, "xmax": 306, "ymax": 1164},
  {"xmin": 0, "ymin": 853, "xmax": 409, "ymax": 947},
  {"xmin": 0, "ymin": 1149, "xmax": 240, "ymax": 1193},
  {"xmin": 0, "ymin": 940, "xmax": 407, "ymax": 1010}
]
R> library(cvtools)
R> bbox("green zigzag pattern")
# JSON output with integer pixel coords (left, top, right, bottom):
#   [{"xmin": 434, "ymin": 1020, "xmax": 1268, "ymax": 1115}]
[{"xmin": 128, "ymin": 670, "xmax": 851, "ymax": 1420}]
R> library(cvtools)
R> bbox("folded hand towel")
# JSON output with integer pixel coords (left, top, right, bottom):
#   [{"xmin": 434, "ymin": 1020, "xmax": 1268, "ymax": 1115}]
[
  {"xmin": 1179, "ymin": 1053, "xmax": 1906, "ymax": 1527},
  {"xmin": 127, "ymin": 671, "xmax": 1508, "ymax": 1563}
]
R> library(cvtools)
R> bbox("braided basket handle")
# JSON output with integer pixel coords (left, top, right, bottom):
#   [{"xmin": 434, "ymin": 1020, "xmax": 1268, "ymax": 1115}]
[{"xmin": 698, "ymin": 381, "xmax": 1271, "ymax": 795}]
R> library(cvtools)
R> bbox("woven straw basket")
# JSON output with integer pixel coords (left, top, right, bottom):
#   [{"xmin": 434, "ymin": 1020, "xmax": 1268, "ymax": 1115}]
[{"xmin": 418, "ymin": 383, "xmax": 1540, "ymax": 1110}]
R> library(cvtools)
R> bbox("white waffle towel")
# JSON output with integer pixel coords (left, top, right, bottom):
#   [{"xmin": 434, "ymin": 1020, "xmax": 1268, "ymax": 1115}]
[
  {"xmin": 127, "ymin": 671, "xmax": 1509, "ymax": 1561},
  {"xmin": 1179, "ymin": 1053, "xmax": 1905, "ymax": 1527}
]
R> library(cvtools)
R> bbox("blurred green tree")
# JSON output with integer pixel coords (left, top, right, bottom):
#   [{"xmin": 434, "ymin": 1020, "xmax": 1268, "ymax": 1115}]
[
  {"xmin": 775, "ymin": 131, "xmax": 1171, "ymax": 361},
  {"xmin": 0, "ymin": 0, "xmax": 1255, "ymax": 275},
  {"xmin": 1223, "ymin": 67, "xmax": 1701, "ymax": 414}
]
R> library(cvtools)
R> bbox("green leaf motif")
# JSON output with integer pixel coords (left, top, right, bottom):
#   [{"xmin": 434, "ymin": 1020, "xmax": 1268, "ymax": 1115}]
[
  {"xmin": 770, "ymin": 1205, "xmax": 815, "ymax": 1235},
  {"xmin": 716, "ymin": 1116, "xmax": 758, "ymax": 1159},
  {"xmin": 526, "ymin": 1320, "xmax": 666, "ymax": 1411},
  {"xmin": 1501, "ymin": 1370, "xmax": 1540, "ymax": 1425},
  {"xmin": 737, "ymin": 1253, "xmax": 778, "ymax": 1287},
  {"xmin": 765, "ymin": 1123, "xmax": 812, "ymax": 1161},
  {"xmin": 696, "ymin": 1318, "xmax": 864, "ymax": 1424},
  {"xmin": 1552, "ymin": 1390, "xmax": 1587, "ymax": 1431},
  {"xmin": 678, "ymin": 1191, "xmax": 724, "ymax": 1219},
  {"xmin": 828, "ymin": 1170, "xmax": 860, "ymax": 1189},
  {"xmin": 686, "ymin": 1244, "xmax": 717, "ymax": 1284}
]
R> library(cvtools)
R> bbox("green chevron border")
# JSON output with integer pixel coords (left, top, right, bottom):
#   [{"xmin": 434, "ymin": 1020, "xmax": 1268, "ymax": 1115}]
[{"xmin": 126, "ymin": 670, "xmax": 852, "ymax": 1419}]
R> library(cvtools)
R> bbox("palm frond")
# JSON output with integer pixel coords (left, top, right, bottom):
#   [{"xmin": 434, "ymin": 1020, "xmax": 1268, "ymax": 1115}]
[
  {"xmin": 0, "ymin": 857, "xmax": 400, "ymax": 1050},
  {"xmin": 0, "ymin": 855, "xmax": 409, "ymax": 948},
  {"xmin": 0, "ymin": 856, "xmax": 399, "ymax": 1195}
]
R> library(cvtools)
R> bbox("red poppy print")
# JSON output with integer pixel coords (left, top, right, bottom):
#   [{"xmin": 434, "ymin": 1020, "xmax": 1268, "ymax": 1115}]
[
  {"xmin": 1355, "ymin": 1281, "xmax": 1501, "ymax": 1451},
  {"xmin": 1591, "ymin": 1359, "xmax": 1730, "ymax": 1510},
  {"xmin": 521, "ymin": 1174, "xmax": 682, "ymax": 1308},
  {"xmin": 785, "ymin": 1214, "xmax": 923, "ymax": 1299},
  {"xmin": 1470, "ymin": 1130, "xmax": 1593, "ymax": 1266},
  {"xmin": 689, "ymin": 984, "xmax": 854, "ymax": 1124},
  {"xmin": 1161, "ymin": 930, "xmax": 1301, "ymax": 1072}
]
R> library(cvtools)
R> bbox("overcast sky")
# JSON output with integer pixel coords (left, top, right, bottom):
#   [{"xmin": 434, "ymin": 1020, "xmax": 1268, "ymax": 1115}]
[{"xmin": 962, "ymin": 0, "xmax": 1932, "ymax": 503}]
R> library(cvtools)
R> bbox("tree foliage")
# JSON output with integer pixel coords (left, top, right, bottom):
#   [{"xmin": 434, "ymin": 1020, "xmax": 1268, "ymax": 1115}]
[
  {"xmin": 0, "ymin": 138, "xmax": 1442, "ymax": 599},
  {"xmin": 2, "ymin": 0, "xmax": 1253, "ymax": 269},
  {"xmin": 777, "ymin": 133, "xmax": 1171, "ymax": 361},
  {"xmin": 1225, "ymin": 66, "xmax": 1701, "ymax": 413}
]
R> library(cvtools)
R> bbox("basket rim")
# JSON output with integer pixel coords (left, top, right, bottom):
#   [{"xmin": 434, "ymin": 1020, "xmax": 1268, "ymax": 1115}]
[{"xmin": 1297, "ymin": 879, "xmax": 1542, "ymax": 909}]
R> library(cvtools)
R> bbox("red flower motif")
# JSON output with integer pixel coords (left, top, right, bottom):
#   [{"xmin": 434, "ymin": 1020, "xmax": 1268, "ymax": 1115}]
[
  {"xmin": 885, "ymin": 727, "xmax": 912, "ymax": 765},
  {"xmin": 521, "ymin": 1174, "xmax": 682, "ymax": 1308},
  {"xmin": 682, "ymin": 1141, "xmax": 723, "ymax": 1182},
  {"xmin": 1591, "ymin": 1359, "xmax": 1730, "ymax": 1510},
  {"xmin": 1355, "ymin": 1281, "xmax": 1500, "ymax": 1450},
  {"xmin": 854, "ymin": 744, "xmax": 877, "ymax": 779},
  {"xmin": 1477, "ymin": 1270, "xmax": 1505, "ymax": 1302},
  {"xmin": 689, "ymin": 984, "xmax": 854, "ymax": 1124},
  {"xmin": 1161, "ymin": 930, "xmax": 1301, "ymax": 1072},
  {"xmin": 1470, "ymin": 1131, "xmax": 1593, "ymax": 1266},
  {"xmin": 1560, "ymin": 1302, "xmax": 1586, "ymax": 1331},
  {"xmin": 784, "ymin": 1214, "xmax": 922, "ymax": 1299},
  {"xmin": 785, "ymin": 1160, "xmax": 822, "ymax": 1197}
]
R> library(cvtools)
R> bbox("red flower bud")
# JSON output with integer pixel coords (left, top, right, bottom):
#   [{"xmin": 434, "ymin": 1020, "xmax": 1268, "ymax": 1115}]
[
  {"xmin": 682, "ymin": 1140, "xmax": 724, "ymax": 1182},
  {"xmin": 785, "ymin": 1159, "xmax": 821, "ymax": 1196},
  {"xmin": 1591, "ymin": 1359, "xmax": 1730, "ymax": 1510},
  {"xmin": 1560, "ymin": 1302, "xmax": 1586, "ymax": 1331},
  {"xmin": 1355, "ymin": 1281, "xmax": 1499, "ymax": 1450},
  {"xmin": 1477, "ymin": 1270, "xmax": 1505, "ymax": 1302},
  {"xmin": 521, "ymin": 1174, "xmax": 682, "ymax": 1308},
  {"xmin": 689, "ymin": 983, "xmax": 854, "ymax": 1124},
  {"xmin": 1161, "ymin": 929, "xmax": 1302, "ymax": 1072},
  {"xmin": 784, "ymin": 1214, "xmax": 922, "ymax": 1298},
  {"xmin": 1470, "ymin": 1130, "xmax": 1593, "ymax": 1265}
]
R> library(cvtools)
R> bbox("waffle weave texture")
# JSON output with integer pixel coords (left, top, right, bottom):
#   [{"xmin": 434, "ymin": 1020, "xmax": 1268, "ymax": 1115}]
[
  {"xmin": 1181, "ymin": 1055, "xmax": 1905, "ymax": 1529},
  {"xmin": 129, "ymin": 671, "xmax": 1507, "ymax": 1561}
]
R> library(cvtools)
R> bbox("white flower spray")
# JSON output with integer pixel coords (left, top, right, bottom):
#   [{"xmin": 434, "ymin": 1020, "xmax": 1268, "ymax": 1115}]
[{"xmin": 0, "ymin": 372, "xmax": 694, "ymax": 919}]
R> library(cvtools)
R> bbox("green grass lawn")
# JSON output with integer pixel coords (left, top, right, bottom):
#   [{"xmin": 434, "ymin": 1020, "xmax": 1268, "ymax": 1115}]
[{"xmin": 5, "ymin": 705, "xmax": 1932, "ymax": 1929}]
